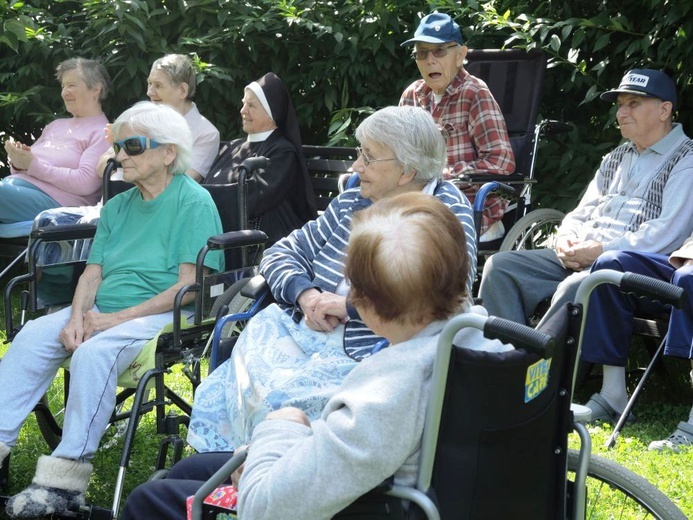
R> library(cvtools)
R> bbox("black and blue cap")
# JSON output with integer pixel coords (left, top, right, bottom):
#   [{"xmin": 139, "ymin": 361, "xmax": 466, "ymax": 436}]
[
  {"xmin": 600, "ymin": 69, "xmax": 677, "ymax": 109},
  {"xmin": 402, "ymin": 13, "xmax": 464, "ymax": 46}
]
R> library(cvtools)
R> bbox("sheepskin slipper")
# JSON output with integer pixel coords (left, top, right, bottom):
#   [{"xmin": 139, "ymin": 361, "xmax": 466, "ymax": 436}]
[{"xmin": 5, "ymin": 455, "xmax": 92, "ymax": 518}]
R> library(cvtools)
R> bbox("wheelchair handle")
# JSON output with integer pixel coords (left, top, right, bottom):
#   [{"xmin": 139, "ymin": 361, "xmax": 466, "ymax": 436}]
[
  {"xmin": 540, "ymin": 120, "xmax": 572, "ymax": 135},
  {"xmin": 620, "ymin": 272, "xmax": 685, "ymax": 309},
  {"xmin": 102, "ymin": 157, "xmax": 121, "ymax": 201},
  {"xmin": 484, "ymin": 316, "xmax": 555, "ymax": 358},
  {"xmin": 238, "ymin": 156, "xmax": 270, "ymax": 177}
]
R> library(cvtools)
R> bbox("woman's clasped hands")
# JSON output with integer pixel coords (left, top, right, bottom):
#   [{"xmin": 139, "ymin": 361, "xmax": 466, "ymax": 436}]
[{"xmin": 297, "ymin": 288, "xmax": 349, "ymax": 332}]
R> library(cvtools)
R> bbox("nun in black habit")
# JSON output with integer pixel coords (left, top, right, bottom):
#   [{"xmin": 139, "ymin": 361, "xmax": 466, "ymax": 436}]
[{"xmin": 206, "ymin": 72, "xmax": 317, "ymax": 245}]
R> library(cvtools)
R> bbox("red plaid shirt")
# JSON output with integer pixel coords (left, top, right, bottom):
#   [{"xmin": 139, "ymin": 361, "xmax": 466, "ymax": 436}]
[{"xmin": 400, "ymin": 68, "xmax": 515, "ymax": 234}]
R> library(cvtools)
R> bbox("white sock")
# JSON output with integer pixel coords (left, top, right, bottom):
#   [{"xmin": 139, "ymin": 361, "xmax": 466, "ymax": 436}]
[{"xmin": 600, "ymin": 365, "xmax": 628, "ymax": 412}]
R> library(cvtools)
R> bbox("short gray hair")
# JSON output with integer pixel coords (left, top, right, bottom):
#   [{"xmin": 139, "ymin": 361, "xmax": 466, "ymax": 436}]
[
  {"xmin": 56, "ymin": 58, "xmax": 111, "ymax": 103},
  {"xmin": 151, "ymin": 54, "xmax": 197, "ymax": 100},
  {"xmin": 355, "ymin": 106, "xmax": 446, "ymax": 183},
  {"xmin": 111, "ymin": 101, "xmax": 193, "ymax": 175}
]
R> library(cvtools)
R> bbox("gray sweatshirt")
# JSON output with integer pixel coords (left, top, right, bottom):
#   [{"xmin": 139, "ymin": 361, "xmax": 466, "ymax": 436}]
[{"xmin": 238, "ymin": 309, "xmax": 511, "ymax": 519}]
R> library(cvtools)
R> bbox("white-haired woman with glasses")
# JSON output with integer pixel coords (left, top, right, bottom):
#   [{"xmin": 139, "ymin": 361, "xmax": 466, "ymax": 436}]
[
  {"xmin": 0, "ymin": 101, "xmax": 224, "ymax": 519},
  {"xmin": 185, "ymin": 105, "xmax": 477, "ymax": 451}
]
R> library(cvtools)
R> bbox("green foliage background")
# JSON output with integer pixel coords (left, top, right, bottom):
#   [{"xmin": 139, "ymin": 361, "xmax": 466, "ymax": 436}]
[{"xmin": 1, "ymin": 0, "xmax": 691, "ymax": 212}]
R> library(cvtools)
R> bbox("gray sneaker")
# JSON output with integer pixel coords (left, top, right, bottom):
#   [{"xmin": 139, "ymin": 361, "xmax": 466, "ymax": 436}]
[{"xmin": 648, "ymin": 421, "xmax": 693, "ymax": 453}]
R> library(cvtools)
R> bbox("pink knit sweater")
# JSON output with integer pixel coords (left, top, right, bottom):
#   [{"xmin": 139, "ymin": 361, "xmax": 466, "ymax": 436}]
[{"xmin": 9, "ymin": 113, "xmax": 109, "ymax": 207}]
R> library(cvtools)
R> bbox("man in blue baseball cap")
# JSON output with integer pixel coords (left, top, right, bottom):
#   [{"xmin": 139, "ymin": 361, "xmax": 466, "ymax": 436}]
[
  {"xmin": 480, "ymin": 67, "xmax": 693, "ymax": 442},
  {"xmin": 575, "ymin": 68, "xmax": 693, "ymax": 449},
  {"xmin": 600, "ymin": 68, "xmax": 677, "ymax": 106},
  {"xmin": 399, "ymin": 12, "xmax": 515, "ymax": 241}
]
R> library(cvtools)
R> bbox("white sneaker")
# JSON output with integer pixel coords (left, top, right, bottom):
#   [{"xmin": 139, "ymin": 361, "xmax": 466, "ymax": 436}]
[{"xmin": 648, "ymin": 421, "xmax": 693, "ymax": 453}]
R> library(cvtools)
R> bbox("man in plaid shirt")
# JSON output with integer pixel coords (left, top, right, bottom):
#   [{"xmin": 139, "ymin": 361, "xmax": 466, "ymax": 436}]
[{"xmin": 400, "ymin": 12, "xmax": 515, "ymax": 239}]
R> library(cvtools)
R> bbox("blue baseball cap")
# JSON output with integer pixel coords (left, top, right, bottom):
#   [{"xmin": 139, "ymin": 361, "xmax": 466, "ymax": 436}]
[
  {"xmin": 402, "ymin": 13, "xmax": 464, "ymax": 46},
  {"xmin": 600, "ymin": 69, "xmax": 677, "ymax": 108}
]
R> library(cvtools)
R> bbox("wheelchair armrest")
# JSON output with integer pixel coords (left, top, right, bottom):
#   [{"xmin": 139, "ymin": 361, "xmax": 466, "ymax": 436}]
[
  {"xmin": 207, "ymin": 229, "xmax": 268, "ymax": 250},
  {"xmin": 191, "ymin": 448, "xmax": 248, "ymax": 520},
  {"xmin": 30, "ymin": 223, "xmax": 98, "ymax": 242},
  {"xmin": 241, "ymin": 274, "xmax": 269, "ymax": 299},
  {"xmin": 472, "ymin": 182, "xmax": 522, "ymax": 214},
  {"xmin": 454, "ymin": 173, "xmax": 527, "ymax": 185}
]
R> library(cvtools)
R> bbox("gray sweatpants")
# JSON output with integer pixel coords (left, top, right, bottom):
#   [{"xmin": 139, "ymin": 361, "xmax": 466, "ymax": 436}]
[
  {"xmin": 478, "ymin": 248, "xmax": 590, "ymax": 324},
  {"xmin": 0, "ymin": 305, "xmax": 174, "ymax": 461}
]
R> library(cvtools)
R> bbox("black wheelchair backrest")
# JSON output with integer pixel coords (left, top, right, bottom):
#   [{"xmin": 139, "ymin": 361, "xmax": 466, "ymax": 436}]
[
  {"xmin": 431, "ymin": 303, "xmax": 580, "ymax": 520},
  {"xmin": 466, "ymin": 49, "xmax": 547, "ymax": 177}
]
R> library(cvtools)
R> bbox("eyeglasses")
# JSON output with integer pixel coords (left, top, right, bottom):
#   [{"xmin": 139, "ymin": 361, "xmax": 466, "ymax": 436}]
[
  {"xmin": 356, "ymin": 147, "xmax": 398, "ymax": 167},
  {"xmin": 113, "ymin": 136, "xmax": 162, "ymax": 156},
  {"xmin": 412, "ymin": 44, "xmax": 459, "ymax": 61}
]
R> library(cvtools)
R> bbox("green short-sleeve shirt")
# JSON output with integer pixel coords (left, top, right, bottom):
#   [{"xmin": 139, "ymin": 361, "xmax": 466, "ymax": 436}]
[{"xmin": 88, "ymin": 174, "xmax": 223, "ymax": 313}]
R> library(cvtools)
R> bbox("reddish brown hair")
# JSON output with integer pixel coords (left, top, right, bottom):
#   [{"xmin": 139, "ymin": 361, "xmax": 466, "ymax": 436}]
[{"xmin": 345, "ymin": 192, "xmax": 469, "ymax": 326}]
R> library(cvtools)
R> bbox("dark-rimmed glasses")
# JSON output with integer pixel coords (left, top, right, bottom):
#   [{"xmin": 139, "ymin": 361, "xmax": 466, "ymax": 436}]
[
  {"xmin": 113, "ymin": 136, "xmax": 162, "ymax": 156},
  {"xmin": 412, "ymin": 44, "xmax": 459, "ymax": 61},
  {"xmin": 356, "ymin": 146, "xmax": 398, "ymax": 167}
]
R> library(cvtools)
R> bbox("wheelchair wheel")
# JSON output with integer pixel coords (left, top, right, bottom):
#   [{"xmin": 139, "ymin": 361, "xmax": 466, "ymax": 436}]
[
  {"xmin": 208, "ymin": 277, "xmax": 260, "ymax": 374},
  {"xmin": 35, "ymin": 391, "xmax": 65, "ymax": 451},
  {"xmin": 567, "ymin": 450, "xmax": 687, "ymax": 519},
  {"xmin": 499, "ymin": 208, "xmax": 564, "ymax": 252},
  {"xmin": 209, "ymin": 277, "xmax": 254, "ymax": 321}
]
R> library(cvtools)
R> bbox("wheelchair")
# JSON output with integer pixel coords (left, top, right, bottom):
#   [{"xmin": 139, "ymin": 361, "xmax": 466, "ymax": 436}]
[
  {"xmin": 459, "ymin": 49, "xmax": 571, "ymax": 287},
  {"xmin": 0, "ymin": 158, "xmax": 271, "ymax": 519},
  {"xmin": 0, "ymin": 218, "xmax": 34, "ymax": 288},
  {"xmin": 187, "ymin": 270, "xmax": 686, "ymax": 520}
]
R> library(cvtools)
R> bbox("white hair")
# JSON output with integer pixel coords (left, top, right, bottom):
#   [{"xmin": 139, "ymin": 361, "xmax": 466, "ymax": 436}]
[
  {"xmin": 111, "ymin": 101, "xmax": 193, "ymax": 175},
  {"xmin": 355, "ymin": 105, "xmax": 446, "ymax": 183}
]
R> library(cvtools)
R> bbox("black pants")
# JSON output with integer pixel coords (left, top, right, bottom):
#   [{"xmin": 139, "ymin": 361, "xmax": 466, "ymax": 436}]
[{"xmin": 121, "ymin": 452, "xmax": 233, "ymax": 520}]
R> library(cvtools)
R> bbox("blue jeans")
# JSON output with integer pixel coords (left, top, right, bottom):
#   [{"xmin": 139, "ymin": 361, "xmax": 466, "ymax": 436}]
[
  {"xmin": 0, "ymin": 177, "xmax": 60, "ymax": 223},
  {"xmin": 581, "ymin": 250, "xmax": 693, "ymax": 365}
]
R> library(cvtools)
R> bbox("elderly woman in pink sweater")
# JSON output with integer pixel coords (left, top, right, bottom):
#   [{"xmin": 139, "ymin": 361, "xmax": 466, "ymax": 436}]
[{"xmin": 1, "ymin": 58, "xmax": 111, "ymax": 227}]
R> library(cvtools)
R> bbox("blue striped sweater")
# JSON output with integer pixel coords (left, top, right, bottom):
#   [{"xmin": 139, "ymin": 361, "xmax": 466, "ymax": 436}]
[{"xmin": 260, "ymin": 181, "xmax": 477, "ymax": 360}]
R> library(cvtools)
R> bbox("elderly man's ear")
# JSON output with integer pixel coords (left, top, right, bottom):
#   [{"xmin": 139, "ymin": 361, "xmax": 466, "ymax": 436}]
[
  {"xmin": 457, "ymin": 45, "xmax": 469, "ymax": 68},
  {"xmin": 660, "ymin": 100, "xmax": 674, "ymax": 121}
]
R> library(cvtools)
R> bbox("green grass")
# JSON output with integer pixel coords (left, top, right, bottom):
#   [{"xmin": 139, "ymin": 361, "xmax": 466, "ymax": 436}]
[
  {"xmin": 1, "ymin": 256, "xmax": 692, "ymax": 518},
  {"xmin": 2, "ymin": 336, "xmax": 692, "ymax": 519},
  {"xmin": 571, "ymin": 351, "xmax": 693, "ymax": 518}
]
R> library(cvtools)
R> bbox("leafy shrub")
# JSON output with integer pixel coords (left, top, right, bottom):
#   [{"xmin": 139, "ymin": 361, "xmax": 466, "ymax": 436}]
[{"xmin": 1, "ymin": 0, "xmax": 691, "ymax": 212}]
